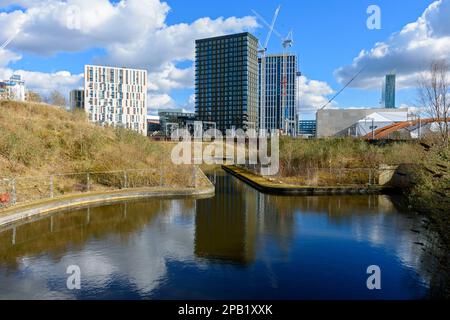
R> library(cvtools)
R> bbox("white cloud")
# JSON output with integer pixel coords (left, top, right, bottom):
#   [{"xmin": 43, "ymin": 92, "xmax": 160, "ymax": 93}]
[
  {"xmin": 102, "ymin": 15, "xmax": 258, "ymax": 69},
  {"xmin": 334, "ymin": 0, "xmax": 450, "ymax": 90},
  {"xmin": 0, "ymin": 0, "xmax": 258, "ymax": 97},
  {"xmin": 148, "ymin": 63, "xmax": 194, "ymax": 92},
  {"xmin": 297, "ymin": 76, "xmax": 335, "ymax": 113},
  {"xmin": 0, "ymin": 49, "xmax": 21, "ymax": 67},
  {"xmin": 0, "ymin": 0, "xmax": 169, "ymax": 56},
  {"xmin": 148, "ymin": 93, "xmax": 176, "ymax": 114},
  {"xmin": 187, "ymin": 93, "xmax": 195, "ymax": 109},
  {"xmin": 0, "ymin": 67, "xmax": 83, "ymax": 98}
]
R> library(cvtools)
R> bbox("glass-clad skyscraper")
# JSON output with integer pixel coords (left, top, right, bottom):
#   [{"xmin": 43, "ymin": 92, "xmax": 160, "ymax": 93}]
[
  {"xmin": 195, "ymin": 32, "xmax": 259, "ymax": 132},
  {"xmin": 258, "ymin": 54, "xmax": 298, "ymax": 135},
  {"xmin": 381, "ymin": 73, "xmax": 396, "ymax": 109}
]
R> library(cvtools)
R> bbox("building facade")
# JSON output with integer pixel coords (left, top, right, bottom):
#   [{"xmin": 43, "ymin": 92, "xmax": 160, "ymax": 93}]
[
  {"xmin": 158, "ymin": 108, "xmax": 196, "ymax": 136},
  {"xmin": 195, "ymin": 32, "xmax": 259, "ymax": 133},
  {"xmin": 0, "ymin": 75, "xmax": 26, "ymax": 101},
  {"xmin": 258, "ymin": 54, "xmax": 299, "ymax": 135},
  {"xmin": 69, "ymin": 89, "xmax": 85, "ymax": 111},
  {"xmin": 84, "ymin": 65, "xmax": 148, "ymax": 135},
  {"xmin": 382, "ymin": 73, "xmax": 396, "ymax": 109},
  {"xmin": 298, "ymin": 120, "xmax": 316, "ymax": 137}
]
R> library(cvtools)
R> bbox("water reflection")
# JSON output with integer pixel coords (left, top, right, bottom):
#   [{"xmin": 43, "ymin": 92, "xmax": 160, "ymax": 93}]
[{"xmin": 0, "ymin": 170, "xmax": 443, "ymax": 299}]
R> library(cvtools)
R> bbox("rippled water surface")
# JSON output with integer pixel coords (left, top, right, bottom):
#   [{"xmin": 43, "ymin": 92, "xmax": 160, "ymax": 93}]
[{"xmin": 0, "ymin": 170, "xmax": 437, "ymax": 299}]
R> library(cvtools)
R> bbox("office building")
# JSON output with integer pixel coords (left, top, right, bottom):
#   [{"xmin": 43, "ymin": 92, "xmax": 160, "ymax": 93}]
[
  {"xmin": 84, "ymin": 65, "xmax": 148, "ymax": 135},
  {"xmin": 298, "ymin": 120, "xmax": 316, "ymax": 137},
  {"xmin": 0, "ymin": 75, "xmax": 26, "ymax": 101},
  {"xmin": 158, "ymin": 109, "xmax": 196, "ymax": 136},
  {"xmin": 258, "ymin": 54, "xmax": 299, "ymax": 135},
  {"xmin": 381, "ymin": 73, "xmax": 396, "ymax": 109},
  {"xmin": 69, "ymin": 89, "xmax": 85, "ymax": 111},
  {"xmin": 195, "ymin": 32, "xmax": 259, "ymax": 132}
]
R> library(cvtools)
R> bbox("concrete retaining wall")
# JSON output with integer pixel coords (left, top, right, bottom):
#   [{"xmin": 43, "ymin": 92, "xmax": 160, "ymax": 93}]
[
  {"xmin": 378, "ymin": 164, "xmax": 417, "ymax": 188},
  {"xmin": 223, "ymin": 165, "xmax": 395, "ymax": 195},
  {"xmin": 0, "ymin": 185, "xmax": 215, "ymax": 228}
]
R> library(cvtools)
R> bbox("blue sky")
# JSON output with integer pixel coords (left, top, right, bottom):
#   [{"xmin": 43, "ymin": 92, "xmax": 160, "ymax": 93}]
[
  {"xmin": 0, "ymin": 0, "xmax": 447, "ymax": 117},
  {"xmin": 163, "ymin": 0, "xmax": 432, "ymax": 113}
]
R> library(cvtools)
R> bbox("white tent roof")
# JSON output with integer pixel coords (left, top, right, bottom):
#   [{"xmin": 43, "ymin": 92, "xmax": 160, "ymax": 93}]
[{"xmin": 358, "ymin": 112, "xmax": 408, "ymax": 123}]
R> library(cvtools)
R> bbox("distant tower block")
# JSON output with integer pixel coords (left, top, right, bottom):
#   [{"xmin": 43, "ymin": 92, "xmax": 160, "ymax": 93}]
[{"xmin": 381, "ymin": 73, "xmax": 396, "ymax": 109}]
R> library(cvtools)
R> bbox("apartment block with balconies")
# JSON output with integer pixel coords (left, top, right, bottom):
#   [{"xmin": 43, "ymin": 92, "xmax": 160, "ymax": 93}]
[{"xmin": 84, "ymin": 65, "xmax": 148, "ymax": 135}]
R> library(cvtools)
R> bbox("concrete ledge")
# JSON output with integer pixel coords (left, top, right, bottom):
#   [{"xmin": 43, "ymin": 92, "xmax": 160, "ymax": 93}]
[
  {"xmin": 0, "ymin": 185, "xmax": 215, "ymax": 228},
  {"xmin": 222, "ymin": 165, "xmax": 397, "ymax": 195}
]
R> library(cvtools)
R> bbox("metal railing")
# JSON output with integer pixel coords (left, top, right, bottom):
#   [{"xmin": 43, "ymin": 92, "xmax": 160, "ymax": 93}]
[
  {"xmin": 0, "ymin": 165, "xmax": 206, "ymax": 209},
  {"xmin": 239, "ymin": 164, "xmax": 396, "ymax": 187}
]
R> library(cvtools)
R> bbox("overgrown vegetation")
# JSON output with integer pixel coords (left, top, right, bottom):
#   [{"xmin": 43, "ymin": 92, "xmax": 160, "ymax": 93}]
[
  {"xmin": 403, "ymin": 136, "xmax": 450, "ymax": 298},
  {"xmin": 276, "ymin": 137, "xmax": 425, "ymax": 185},
  {"xmin": 0, "ymin": 101, "xmax": 196, "ymax": 195}
]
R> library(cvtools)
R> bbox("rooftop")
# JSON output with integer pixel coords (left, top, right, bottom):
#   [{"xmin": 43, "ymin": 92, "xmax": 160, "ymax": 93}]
[{"xmin": 195, "ymin": 32, "xmax": 258, "ymax": 43}]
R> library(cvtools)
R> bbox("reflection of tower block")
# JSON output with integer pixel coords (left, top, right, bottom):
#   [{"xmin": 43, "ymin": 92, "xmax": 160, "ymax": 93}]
[{"xmin": 194, "ymin": 121, "xmax": 203, "ymax": 140}]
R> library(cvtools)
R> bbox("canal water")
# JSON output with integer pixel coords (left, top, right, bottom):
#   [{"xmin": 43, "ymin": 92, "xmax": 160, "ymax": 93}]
[{"xmin": 0, "ymin": 170, "xmax": 442, "ymax": 299}]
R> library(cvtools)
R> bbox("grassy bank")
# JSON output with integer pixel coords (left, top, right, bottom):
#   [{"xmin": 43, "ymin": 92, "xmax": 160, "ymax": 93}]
[
  {"xmin": 0, "ymin": 101, "xmax": 198, "ymax": 200},
  {"xmin": 276, "ymin": 136, "xmax": 448, "ymax": 215},
  {"xmin": 279, "ymin": 137, "xmax": 424, "ymax": 174},
  {"xmin": 275, "ymin": 137, "xmax": 425, "ymax": 186},
  {"xmin": 405, "ymin": 140, "xmax": 450, "ymax": 239},
  {"xmin": 404, "ymin": 140, "xmax": 450, "ymax": 298}
]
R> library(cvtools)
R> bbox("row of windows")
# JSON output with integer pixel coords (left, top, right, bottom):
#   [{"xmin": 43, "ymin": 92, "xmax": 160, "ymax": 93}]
[
  {"xmin": 86, "ymin": 83, "xmax": 145, "ymax": 93},
  {"xmin": 88, "ymin": 106, "xmax": 145, "ymax": 115},
  {"xmin": 195, "ymin": 51, "xmax": 249, "ymax": 59},
  {"xmin": 196, "ymin": 36, "xmax": 249, "ymax": 45},
  {"xmin": 88, "ymin": 113, "xmax": 145, "ymax": 125},
  {"xmin": 86, "ymin": 67, "xmax": 147, "ymax": 86},
  {"xmin": 86, "ymin": 90, "xmax": 146, "ymax": 101},
  {"xmin": 87, "ymin": 98, "xmax": 145, "ymax": 108},
  {"xmin": 196, "ymin": 52, "xmax": 258, "ymax": 61},
  {"xmin": 196, "ymin": 61, "xmax": 250, "ymax": 68},
  {"xmin": 196, "ymin": 80, "xmax": 249, "ymax": 87},
  {"xmin": 196, "ymin": 71, "xmax": 248, "ymax": 77},
  {"xmin": 196, "ymin": 92, "xmax": 249, "ymax": 96},
  {"xmin": 196, "ymin": 89, "xmax": 247, "ymax": 94}
]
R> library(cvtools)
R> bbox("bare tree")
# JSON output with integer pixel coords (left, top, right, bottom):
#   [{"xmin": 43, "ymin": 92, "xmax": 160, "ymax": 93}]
[
  {"xmin": 418, "ymin": 60, "xmax": 450, "ymax": 145},
  {"xmin": 49, "ymin": 90, "xmax": 67, "ymax": 108},
  {"xmin": 27, "ymin": 90, "xmax": 42, "ymax": 103}
]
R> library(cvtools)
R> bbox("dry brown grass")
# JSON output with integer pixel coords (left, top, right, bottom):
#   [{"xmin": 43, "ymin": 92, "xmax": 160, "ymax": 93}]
[
  {"xmin": 278, "ymin": 137, "xmax": 425, "ymax": 176},
  {"xmin": 0, "ymin": 101, "xmax": 165, "ymax": 175},
  {"xmin": 0, "ymin": 101, "xmax": 199, "ymax": 196}
]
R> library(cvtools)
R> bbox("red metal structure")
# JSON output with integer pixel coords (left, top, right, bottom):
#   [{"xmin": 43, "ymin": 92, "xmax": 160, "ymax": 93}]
[{"xmin": 363, "ymin": 118, "xmax": 450, "ymax": 139}]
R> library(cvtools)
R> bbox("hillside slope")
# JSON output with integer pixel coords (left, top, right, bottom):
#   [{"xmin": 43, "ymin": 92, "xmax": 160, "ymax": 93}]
[{"xmin": 0, "ymin": 101, "xmax": 167, "ymax": 177}]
